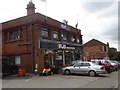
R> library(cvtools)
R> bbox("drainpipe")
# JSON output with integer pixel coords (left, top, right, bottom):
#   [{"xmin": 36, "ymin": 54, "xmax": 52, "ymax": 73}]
[
  {"xmin": 51, "ymin": 54, "xmax": 54, "ymax": 67},
  {"xmin": 63, "ymin": 50, "xmax": 65, "ymax": 66},
  {"xmin": 31, "ymin": 24, "xmax": 35, "ymax": 74},
  {"xmin": 72, "ymin": 51, "xmax": 75, "ymax": 61}
]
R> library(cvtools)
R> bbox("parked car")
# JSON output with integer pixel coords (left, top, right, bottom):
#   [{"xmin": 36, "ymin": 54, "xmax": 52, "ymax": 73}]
[
  {"xmin": 91, "ymin": 60, "xmax": 112, "ymax": 74},
  {"xmin": 62, "ymin": 62, "xmax": 107, "ymax": 77},
  {"xmin": 71, "ymin": 60, "xmax": 82, "ymax": 65},
  {"xmin": 105, "ymin": 60, "xmax": 118, "ymax": 71},
  {"xmin": 2, "ymin": 58, "xmax": 19, "ymax": 77},
  {"xmin": 112, "ymin": 60, "xmax": 120, "ymax": 69},
  {"xmin": 115, "ymin": 61, "xmax": 120, "ymax": 69}
]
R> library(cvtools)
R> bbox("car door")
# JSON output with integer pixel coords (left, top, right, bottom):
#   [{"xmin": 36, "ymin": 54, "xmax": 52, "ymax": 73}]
[
  {"xmin": 72, "ymin": 63, "xmax": 82, "ymax": 74},
  {"xmin": 80, "ymin": 63, "xmax": 91, "ymax": 74}
]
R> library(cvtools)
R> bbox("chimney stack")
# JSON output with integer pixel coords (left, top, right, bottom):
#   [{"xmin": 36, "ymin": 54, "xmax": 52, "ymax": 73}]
[{"xmin": 26, "ymin": 1, "xmax": 36, "ymax": 15}]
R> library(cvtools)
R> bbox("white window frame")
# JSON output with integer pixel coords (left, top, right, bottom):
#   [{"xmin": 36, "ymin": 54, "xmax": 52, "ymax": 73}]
[
  {"xmin": 15, "ymin": 56, "xmax": 21, "ymax": 65},
  {"xmin": 10, "ymin": 30, "xmax": 20, "ymax": 41},
  {"xmin": 53, "ymin": 31, "xmax": 59, "ymax": 39},
  {"xmin": 41, "ymin": 28, "xmax": 49, "ymax": 37}
]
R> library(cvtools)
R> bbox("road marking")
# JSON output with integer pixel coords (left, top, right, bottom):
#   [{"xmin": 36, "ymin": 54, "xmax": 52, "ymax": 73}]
[
  {"xmin": 25, "ymin": 79, "xmax": 30, "ymax": 81},
  {"xmin": 25, "ymin": 75, "xmax": 39, "ymax": 81},
  {"xmin": 113, "ymin": 81, "xmax": 120, "ymax": 90}
]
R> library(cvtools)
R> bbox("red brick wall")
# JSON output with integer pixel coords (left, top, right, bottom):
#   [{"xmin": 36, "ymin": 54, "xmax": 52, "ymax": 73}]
[
  {"xmin": 20, "ymin": 54, "xmax": 32, "ymax": 73},
  {"xmin": 33, "ymin": 24, "xmax": 44, "ymax": 72},
  {"xmin": 2, "ymin": 13, "xmax": 83, "ymax": 73},
  {"xmin": 83, "ymin": 45, "xmax": 109, "ymax": 60}
]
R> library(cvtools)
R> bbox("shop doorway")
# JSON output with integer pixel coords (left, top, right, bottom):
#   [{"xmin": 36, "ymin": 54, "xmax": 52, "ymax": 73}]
[{"xmin": 44, "ymin": 50, "xmax": 54, "ymax": 68}]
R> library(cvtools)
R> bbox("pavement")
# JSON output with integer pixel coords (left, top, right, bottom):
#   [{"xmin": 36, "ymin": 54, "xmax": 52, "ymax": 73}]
[{"xmin": 2, "ymin": 71, "xmax": 119, "ymax": 89}]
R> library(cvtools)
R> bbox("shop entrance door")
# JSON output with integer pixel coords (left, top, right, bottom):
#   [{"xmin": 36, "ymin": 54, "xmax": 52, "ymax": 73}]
[{"xmin": 44, "ymin": 50, "xmax": 54, "ymax": 67}]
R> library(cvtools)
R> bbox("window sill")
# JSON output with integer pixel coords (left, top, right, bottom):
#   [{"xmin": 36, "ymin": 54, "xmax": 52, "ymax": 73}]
[
  {"xmin": 53, "ymin": 38, "xmax": 60, "ymax": 41},
  {"xmin": 5, "ymin": 39, "xmax": 23, "ymax": 43},
  {"xmin": 42, "ymin": 36, "xmax": 50, "ymax": 39}
]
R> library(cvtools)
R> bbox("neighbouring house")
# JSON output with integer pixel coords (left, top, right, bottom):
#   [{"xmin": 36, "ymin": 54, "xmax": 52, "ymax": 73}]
[
  {"xmin": 83, "ymin": 39, "xmax": 109, "ymax": 61},
  {"xmin": 2, "ymin": 1, "xmax": 83, "ymax": 73}
]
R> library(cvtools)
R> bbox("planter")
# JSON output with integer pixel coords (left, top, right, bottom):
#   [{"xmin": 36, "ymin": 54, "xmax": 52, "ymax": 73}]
[{"xmin": 18, "ymin": 69, "xmax": 26, "ymax": 77}]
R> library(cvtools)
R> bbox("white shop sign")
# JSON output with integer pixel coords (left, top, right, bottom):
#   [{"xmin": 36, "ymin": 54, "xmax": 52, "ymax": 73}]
[{"xmin": 58, "ymin": 44, "xmax": 75, "ymax": 50}]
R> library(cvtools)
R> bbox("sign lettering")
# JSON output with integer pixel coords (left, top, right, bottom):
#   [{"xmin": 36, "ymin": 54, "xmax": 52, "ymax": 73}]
[{"xmin": 58, "ymin": 44, "xmax": 75, "ymax": 50}]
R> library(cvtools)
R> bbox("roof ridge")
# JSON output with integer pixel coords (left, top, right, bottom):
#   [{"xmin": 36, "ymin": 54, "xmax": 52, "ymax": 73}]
[{"xmin": 83, "ymin": 39, "xmax": 106, "ymax": 46}]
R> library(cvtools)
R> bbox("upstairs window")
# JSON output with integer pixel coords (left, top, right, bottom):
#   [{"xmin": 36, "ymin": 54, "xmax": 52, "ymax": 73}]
[
  {"xmin": 53, "ymin": 31, "xmax": 59, "ymax": 40},
  {"xmin": 62, "ymin": 33, "xmax": 68, "ymax": 41},
  {"xmin": 77, "ymin": 37, "xmax": 81, "ymax": 44},
  {"xmin": 77, "ymin": 38, "xmax": 80, "ymax": 43},
  {"xmin": 102, "ymin": 46, "xmax": 108, "ymax": 52},
  {"xmin": 76, "ymin": 36, "xmax": 82, "ymax": 44},
  {"xmin": 71, "ymin": 35, "xmax": 76, "ymax": 43},
  {"xmin": 10, "ymin": 30, "xmax": 20, "ymax": 41},
  {"xmin": 41, "ymin": 28, "xmax": 49, "ymax": 38}
]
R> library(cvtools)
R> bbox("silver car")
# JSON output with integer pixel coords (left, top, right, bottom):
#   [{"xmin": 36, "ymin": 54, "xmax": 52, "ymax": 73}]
[{"xmin": 62, "ymin": 62, "xmax": 107, "ymax": 76}]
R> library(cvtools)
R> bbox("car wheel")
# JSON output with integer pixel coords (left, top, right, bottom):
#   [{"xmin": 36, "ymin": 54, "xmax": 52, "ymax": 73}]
[
  {"xmin": 107, "ymin": 70, "xmax": 111, "ymax": 74},
  {"xmin": 46, "ymin": 73, "xmax": 49, "ymax": 76},
  {"xmin": 89, "ymin": 71, "xmax": 96, "ymax": 77},
  {"xmin": 64, "ymin": 69, "xmax": 71, "ymax": 75},
  {"xmin": 110, "ymin": 66, "xmax": 113, "ymax": 72}
]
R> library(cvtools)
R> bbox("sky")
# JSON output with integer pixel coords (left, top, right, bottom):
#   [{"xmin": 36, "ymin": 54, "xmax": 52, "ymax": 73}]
[{"xmin": 0, "ymin": 0, "xmax": 119, "ymax": 51}]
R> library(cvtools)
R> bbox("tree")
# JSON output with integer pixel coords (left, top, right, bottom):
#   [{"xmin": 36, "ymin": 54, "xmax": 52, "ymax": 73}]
[
  {"xmin": 116, "ymin": 51, "xmax": 120, "ymax": 61},
  {"xmin": 108, "ymin": 48, "xmax": 117, "ymax": 60}
]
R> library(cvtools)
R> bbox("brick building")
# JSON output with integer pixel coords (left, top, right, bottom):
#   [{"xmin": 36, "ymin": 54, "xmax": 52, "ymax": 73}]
[
  {"xmin": 2, "ymin": 2, "xmax": 83, "ymax": 73},
  {"xmin": 83, "ymin": 39, "xmax": 109, "ymax": 61}
]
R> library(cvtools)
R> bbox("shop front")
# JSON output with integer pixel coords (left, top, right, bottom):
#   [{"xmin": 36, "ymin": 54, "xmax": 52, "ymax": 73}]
[{"xmin": 40, "ymin": 40, "xmax": 82, "ymax": 73}]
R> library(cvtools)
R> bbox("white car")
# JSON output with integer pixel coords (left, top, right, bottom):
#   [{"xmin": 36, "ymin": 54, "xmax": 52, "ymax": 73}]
[{"xmin": 62, "ymin": 62, "xmax": 107, "ymax": 76}]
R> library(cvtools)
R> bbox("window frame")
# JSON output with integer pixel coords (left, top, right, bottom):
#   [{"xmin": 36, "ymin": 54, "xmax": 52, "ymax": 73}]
[
  {"xmin": 41, "ymin": 28, "xmax": 49, "ymax": 39},
  {"xmin": 53, "ymin": 30, "xmax": 59, "ymax": 40},
  {"xmin": 77, "ymin": 37, "xmax": 81, "ymax": 44},
  {"xmin": 62, "ymin": 33, "xmax": 69, "ymax": 41},
  {"xmin": 81, "ymin": 63, "xmax": 90, "ymax": 67},
  {"xmin": 9, "ymin": 30, "xmax": 21, "ymax": 41},
  {"xmin": 15, "ymin": 56, "xmax": 21, "ymax": 65},
  {"xmin": 71, "ymin": 35, "xmax": 76, "ymax": 43},
  {"xmin": 74, "ymin": 63, "xmax": 82, "ymax": 67}
]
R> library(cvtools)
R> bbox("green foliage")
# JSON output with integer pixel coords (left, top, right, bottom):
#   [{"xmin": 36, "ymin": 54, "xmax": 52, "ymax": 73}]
[
  {"xmin": 109, "ymin": 48, "xmax": 120, "ymax": 60},
  {"xmin": 115, "ymin": 51, "xmax": 120, "ymax": 61}
]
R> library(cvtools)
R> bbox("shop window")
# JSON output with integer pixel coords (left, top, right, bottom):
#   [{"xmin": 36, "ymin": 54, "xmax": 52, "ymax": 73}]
[
  {"xmin": 71, "ymin": 35, "xmax": 76, "ymax": 43},
  {"xmin": 53, "ymin": 31, "xmax": 59, "ymax": 40},
  {"xmin": 41, "ymin": 28, "xmax": 49, "ymax": 38},
  {"xmin": 62, "ymin": 33, "xmax": 68, "ymax": 41},
  {"xmin": 9, "ymin": 30, "xmax": 20, "ymax": 41},
  {"xmin": 15, "ymin": 56, "xmax": 20, "ymax": 65},
  {"xmin": 56, "ymin": 55, "xmax": 62, "ymax": 60}
]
